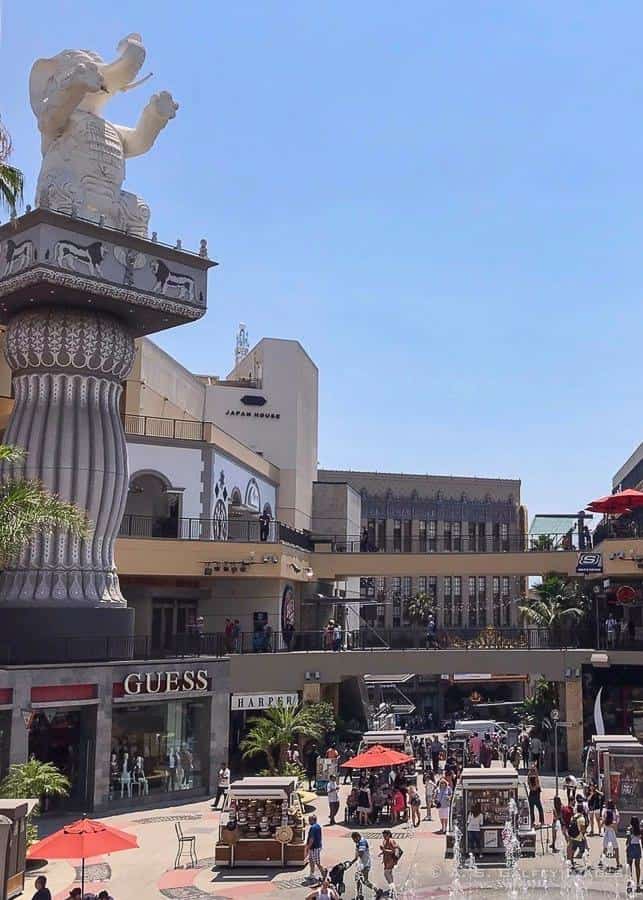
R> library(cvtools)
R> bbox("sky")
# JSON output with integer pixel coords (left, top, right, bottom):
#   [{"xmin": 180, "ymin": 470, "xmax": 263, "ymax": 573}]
[{"xmin": 2, "ymin": 0, "xmax": 643, "ymax": 520}]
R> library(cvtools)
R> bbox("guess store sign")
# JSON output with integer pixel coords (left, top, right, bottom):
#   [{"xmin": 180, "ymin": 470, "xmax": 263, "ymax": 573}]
[{"xmin": 113, "ymin": 669, "xmax": 209, "ymax": 697}]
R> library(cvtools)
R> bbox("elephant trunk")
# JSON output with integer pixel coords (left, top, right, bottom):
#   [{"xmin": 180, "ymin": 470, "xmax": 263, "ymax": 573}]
[{"xmin": 99, "ymin": 34, "xmax": 146, "ymax": 94}]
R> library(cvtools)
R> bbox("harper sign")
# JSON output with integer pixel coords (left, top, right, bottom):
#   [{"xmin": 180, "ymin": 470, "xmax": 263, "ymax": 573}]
[
  {"xmin": 231, "ymin": 693, "xmax": 298, "ymax": 711},
  {"xmin": 123, "ymin": 670, "xmax": 209, "ymax": 695}
]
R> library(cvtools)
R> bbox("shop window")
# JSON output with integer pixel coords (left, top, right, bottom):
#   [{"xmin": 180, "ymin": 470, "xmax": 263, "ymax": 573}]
[
  {"xmin": 377, "ymin": 519, "xmax": 386, "ymax": 551},
  {"xmin": 367, "ymin": 519, "xmax": 376, "ymax": 548},
  {"xmin": 428, "ymin": 520, "xmax": 437, "ymax": 552},
  {"xmin": 453, "ymin": 522, "xmax": 462, "ymax": 552},
  {"xmin": 477, "ymin": 523, "xmax": 486, "ymax": 551},
  {"xmin": 403, "ymin": 576, "xmax": 412, "ymax": 598},
  {"xmin": 468, "ymin": 522, "xmax": 477, "ymax": 551},
  {"xmin": 418, "ymin": 576, "xmax": 427, "ymax": 595},
  {"xmin": 443, "ymin": 522, "xmax": 452, "ymax": 552},
  {"xmin": 492, "ymin": 523, "xmax": 500, "ymax": 552},
  {"xmin": 29, "ymin": 709, "xmax": 95, "ymax": 809},
  {"xmin": 418, "ymin": 521, "xmax": 427, "ymax": 552},
  {"xmin": 428, "ymin": 576, "xmax": 437, "ymax": 597},
  {"xmin": 110, "ymin": 698, "xmax": 209, "ymax": 803},
  {"xmin": 501, "ymin": 523, "xmax": 509, "ymax": 551},
  {"xmin": 151, "ymin": 599, "xmax": 198, "ymax": 653},
  {"xmin": 403, "ymin": 520, "xmax": 412, "ymax": 552}
]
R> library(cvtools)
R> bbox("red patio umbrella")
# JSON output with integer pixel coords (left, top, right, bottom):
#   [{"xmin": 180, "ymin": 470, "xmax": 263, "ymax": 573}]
[
  {"xmin": 340, "ymin": 744, "xmax": 414, "ymax": 768},
  {"xmin": 587, "ymin": 489, "xmax": 643, "ymax": 515},
  {"xmin": 27, "ymin": 817, "xmax": 138, "ymax": 895}
]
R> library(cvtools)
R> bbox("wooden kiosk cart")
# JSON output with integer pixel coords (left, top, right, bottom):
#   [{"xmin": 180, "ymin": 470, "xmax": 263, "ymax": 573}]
[
  {"xmin": 215, "ymin": 777, "xmax": 306, "ymax": 868},
  {"xmin": 445, "ymin": 764, "xmax": 536, "ymax": 860},
  {"xmin": 585, "ymin": 734, "xmax": 643, "ymax": 833}
]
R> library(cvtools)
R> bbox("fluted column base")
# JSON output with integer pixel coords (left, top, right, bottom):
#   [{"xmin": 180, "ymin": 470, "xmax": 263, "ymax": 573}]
[{"xmin": 0, "ymin": 307, "xmax": 135, "ymax": 607}]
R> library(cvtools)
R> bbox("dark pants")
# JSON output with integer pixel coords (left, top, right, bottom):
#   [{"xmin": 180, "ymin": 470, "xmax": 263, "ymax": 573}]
[
  {"xmin": 432, "ymin": 753, "xmax": 440, "ymax": 772},
  {"xmin": 468, "ymin": 831, "xmax": 481, "ymax": 854},
  {"xmin": 329, "ymin": 800, "xmax": 340, "ymax": 823},
  {"xmin": 528, "ymin": 791, "xmax": 544, "ymax": 825},
  {"xmin": 214, "ymin": 787, "xmax": 227, "ymax": 808}
]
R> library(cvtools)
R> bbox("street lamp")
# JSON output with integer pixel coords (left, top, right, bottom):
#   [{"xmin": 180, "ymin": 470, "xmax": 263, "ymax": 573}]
[{"xmin": 552, "ymin": 708, "xmax": 560, "ymax": 796}]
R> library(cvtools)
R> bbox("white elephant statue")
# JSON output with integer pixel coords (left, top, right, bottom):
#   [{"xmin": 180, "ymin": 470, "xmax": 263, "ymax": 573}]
[{"xmin": 29, "ymin": 33, "xmax": 178, "ymax": 237}]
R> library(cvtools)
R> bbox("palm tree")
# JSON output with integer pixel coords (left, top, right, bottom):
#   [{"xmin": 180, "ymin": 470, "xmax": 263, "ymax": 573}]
[
  {"xmin": 0, "ymin": 118, "xmax": 24, "ymax": 215},
  {"xmin": 0, "ymin": 759, "xmax": 70, "ymax": 804},
  {"xmin": 405, "ymin": 592, "xmax": 433, "ymax": 626},
  {"xmin": 0, "ymin": 444, "xmax": 88, "ymax": 566},
  {"xmin": 240, "ymin": 706, "xmax": 325, "ymax": 774},
  {"xmin": 519, "ymin": 573, "xmax": 585, "ymax": 629}
]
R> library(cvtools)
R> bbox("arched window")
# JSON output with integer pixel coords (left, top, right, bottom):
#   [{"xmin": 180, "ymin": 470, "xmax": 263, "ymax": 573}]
[{"xmin": 123, "ymin": 471, "xmax": 180, "ymax": 537}]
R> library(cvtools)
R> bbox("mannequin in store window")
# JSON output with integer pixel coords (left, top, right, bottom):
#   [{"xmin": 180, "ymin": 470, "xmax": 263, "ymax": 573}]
[
  {"xmin": 120, "ymin": 752, "xmax": 132, "ymax": 798},
  {"xmin": 133, "ymin": 755, "xmax": 148, "ymax": 795},
  {"xmin": 181, "ymin": 747, "xmax": 193, "ymax": 787},
  {"xmin": 166, "ymin": 748, "xmax": 178, "ymax": 791}
]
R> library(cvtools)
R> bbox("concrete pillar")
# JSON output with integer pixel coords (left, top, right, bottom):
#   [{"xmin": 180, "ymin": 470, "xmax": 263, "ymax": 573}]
[
  {"xmin": 8, "ymin": 680, "xmax": 30, "ymax": 766},
  {"xmin": 562, "ymin": 678, "xmax": 584, "ymax": 772},
  {"xmin": 0, "ymin": 308, "xmax": 135, "ymax": 606},
  {"xmin": 209, "ymin": 686, "xmax": 230, "ymax": 794},
  {"xmin": 93, "ymin": 670, "xmax": 114, "ymax": 809}
]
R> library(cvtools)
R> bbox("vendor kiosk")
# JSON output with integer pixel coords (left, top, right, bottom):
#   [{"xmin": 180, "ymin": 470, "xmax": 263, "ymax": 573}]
[
  {"xmin": 315, "ymin": 757, "xmax": 338, "ymax": 794},
  {"xmin": 214, "ymin": 777, "xmax": 306, "ymax": 868},
  {"xmin": 585, "ymin": 734, "xmax": 643, "ymax": 832},
  {"xmin": 446, "ymin": 730, "xmax": 470, "ymax": 769},
  {"xmin": 445, "ymin": 764, "xmax": 535, "ymax": 860}
]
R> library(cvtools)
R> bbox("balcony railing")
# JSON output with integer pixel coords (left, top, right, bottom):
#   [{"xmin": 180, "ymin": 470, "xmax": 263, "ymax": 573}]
[
  {"xmin": 124, "ymin": 414, "xmax": 208, "ymax": 442},
  {"xmin": 314, "ymin": 532, "xmax": 594, "ymax": 554},
  {"xmin": 118, "ymin": 515, "xmax": 313, "ymax": 551},
  {"xmin": 0, "ymin": 625, "xmax": 597, "ymax": 665}
]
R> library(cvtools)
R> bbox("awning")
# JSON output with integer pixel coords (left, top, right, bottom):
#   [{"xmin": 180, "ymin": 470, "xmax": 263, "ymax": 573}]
[{"xmin": 529, "ymin": 515, "xmax": 578, "ymax": 536}]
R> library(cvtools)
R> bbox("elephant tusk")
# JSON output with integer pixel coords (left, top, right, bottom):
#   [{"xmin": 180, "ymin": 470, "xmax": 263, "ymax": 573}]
[{"xmin": 120, "ymin": 71, "xmax": 154, "ymax": 92}]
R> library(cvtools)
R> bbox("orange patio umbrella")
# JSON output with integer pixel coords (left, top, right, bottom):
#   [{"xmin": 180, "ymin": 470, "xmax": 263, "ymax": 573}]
[
  {"xmin": 587, "ymin": 489, "xmax": 643, "ymax": 515},
  {"xmin": 28, "ymin": 817, "xmax": 138, "ymax": 895},
  {"xmin": 340, "ymin": 744, "xmax": 414, "ymax": 768}
]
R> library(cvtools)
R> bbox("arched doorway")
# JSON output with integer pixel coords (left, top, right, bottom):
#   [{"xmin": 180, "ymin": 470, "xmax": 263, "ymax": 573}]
[{"xmin": 123, "ymin": 472, "xmax": 180, "ymax": 537}]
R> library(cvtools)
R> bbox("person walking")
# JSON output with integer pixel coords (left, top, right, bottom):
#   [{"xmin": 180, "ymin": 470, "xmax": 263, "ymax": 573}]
[
  {"xmin": 342, "ymin": 748, "xmax": 355, "ymax": 783},
  {"xmin": 551, "ymin": 796, "xmax": 564, "ymax": 853},
  {"xmin": 626, "ymin": 816, "xmax": 642, "ymax": 892},
  {"xmin": 606, "ymin": 613, "xmax": 618, "ymax": 649},
  {"xmin": 351, "ymin": 832, "xmax": 376, "ymax": 892},
  {"xmin": 566, "ymin": 801, "xmax": 588, "ymax": 866},
  {"xmin": 408, "ymin": 783, "xmax": 422, "ymax": 827},
  {"xmin": 430, "ymin": 735, "xmax": 442, "ymax": 773},
  {"xmin": 601, "ymin": 801, "xmax": 622, "ymax": 869},
  {"xmin": 564, "ymin": 774, "xmax": 578, "ymax": 806},
  {"xmin": 304, "ymin": 814, "xmax": 325, "ymax": 884},
  {"xmin": 213, "ymin": 761, "xmax": 230, "ymax": 809},
  {"xmin": 424, "ymin": 769, "xmax": 436, "ymax": 821},
  {"xmin": 529, "ymin": 734, "xmax": 543, "ymax": 770},
  {"xmin": 32, "ymin": 876, "xmax": 52, "ymax": 900},
  {"xmin": 327, "ymin": 774, "xmax": 340, "ymax": 826},
  {"xmin": 587, "ymin": 782, "xmax": 604, "ymax": 836},
  {"xmin": 527, "ymin": 765, "xmax": 545, "ymax": 827},
  {"xmin": 467, "ymin": 802, "xmax": 483, "ymax": 858},
  {"xmin": 436, "ymin": 776, "xmax": 452, "ymax": 835},
  {"xmin": 379, "ymin": 829, "xmax": 401, "ymax": 888}
]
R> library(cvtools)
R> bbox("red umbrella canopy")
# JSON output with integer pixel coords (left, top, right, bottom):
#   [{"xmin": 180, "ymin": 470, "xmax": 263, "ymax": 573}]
[
  {"xmin": 587, "ymin": 489, "xmax": 643, "ymax": 515},
  {"xmin": 340, "ymin": 744, "xmax": 414, "ymax": 768},
  {"xmin": 27, "ymin": 817, "xmax": 138, "ymax": 860}
]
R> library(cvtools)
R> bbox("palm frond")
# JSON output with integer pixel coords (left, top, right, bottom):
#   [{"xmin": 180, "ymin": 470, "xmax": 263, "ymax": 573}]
[{"xmin": 0, "ymin": 163, "xmax": 24, "ymax": 215}]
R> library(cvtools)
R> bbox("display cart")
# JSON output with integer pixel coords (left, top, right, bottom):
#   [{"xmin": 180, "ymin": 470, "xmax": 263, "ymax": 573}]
[
  {"xmin": 357, "ymin": 730, "xmax": 416, "ymax": 784},
  {"xmin": 445, "ymin": 764, "xmax": 536, "ymax": 860},
  {"xmin": 214, "ymin": 777, "xmax": 306, "ymax": 868},
  {"xmin": 585, "ymin": 734, "xmax": 643, "ymax": 833},
  {"xmin": 446, "ymin": 730, "xmax": 470, "ymax": 769}
]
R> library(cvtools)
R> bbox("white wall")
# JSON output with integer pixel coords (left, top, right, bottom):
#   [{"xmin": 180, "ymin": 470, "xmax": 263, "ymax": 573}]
[
  {"xmin": 215, "ymin": 451, "xmax": 277, "ymax": 515},
  {"xmin": 126, "ymin": 442, "xmax": 204, "ymax": 519}
]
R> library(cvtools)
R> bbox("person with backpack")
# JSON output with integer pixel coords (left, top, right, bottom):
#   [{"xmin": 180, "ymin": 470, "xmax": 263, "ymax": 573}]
[
  {"xmin": 601, "ymin": 800, "xmax": 622, "ymax": 869},
  {"xmin": 379, "ymin": 829, "xmax": 402, "ymax": 887},
  {"xmin": 566, "ymin": 801, "xmax": 588, "ymax": 865},
  {"xmin": 626, "ymin": 816, "xmax": 642, "ymax": 892},
  {"xmin": 527, "ymin": 765, "xmax": 544, "ymax": 827}
]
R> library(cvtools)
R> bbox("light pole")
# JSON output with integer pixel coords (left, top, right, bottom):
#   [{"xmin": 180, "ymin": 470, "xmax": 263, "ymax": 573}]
[{"xmin": 552, "ymin": 708, "xmax": 560, "ymax": 796}]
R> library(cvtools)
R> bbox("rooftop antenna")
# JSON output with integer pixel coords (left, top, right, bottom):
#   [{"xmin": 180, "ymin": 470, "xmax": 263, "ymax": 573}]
[{"xmin": 235, "ymin": 323, "xmax": 249, "ymax": 367}]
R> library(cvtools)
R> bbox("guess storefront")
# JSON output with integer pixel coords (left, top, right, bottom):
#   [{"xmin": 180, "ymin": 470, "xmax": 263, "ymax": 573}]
[{"xmin": 2, "ymin": 657, "xmax": 230, "ymax": 813}]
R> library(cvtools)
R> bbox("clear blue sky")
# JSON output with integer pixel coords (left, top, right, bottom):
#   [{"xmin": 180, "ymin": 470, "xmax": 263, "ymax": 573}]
[{"xmin": 2, "ymin": 1, "xmax": 642, "ymax": 518}]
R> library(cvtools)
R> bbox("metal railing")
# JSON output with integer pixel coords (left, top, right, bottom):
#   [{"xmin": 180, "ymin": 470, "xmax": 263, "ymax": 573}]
[
  {"xmin": 118, "ymin": 515, "xmax": 313, "ymax": 551},
  {"xmin": 0, "ymin": 625, "xmax": 594, "ymax": 665},
  {"xmin": 124, "ymin": 414, "xmax": 208, "ymax": 442},
  {"xmin": 313, "ymin": 532, "xmax": 594, "ymax": 554}
]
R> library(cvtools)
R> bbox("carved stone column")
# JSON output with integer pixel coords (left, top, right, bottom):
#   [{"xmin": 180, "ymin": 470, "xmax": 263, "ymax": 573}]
[{"xmin": 0, "ymin": 307, "xmax": 135, "ymax": 606}]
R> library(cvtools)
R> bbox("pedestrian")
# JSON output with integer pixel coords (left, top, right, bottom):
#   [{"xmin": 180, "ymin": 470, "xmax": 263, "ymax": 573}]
[
  {"xmin": 357, "ymin": 779, "xmax": 371, "ymax": 826},
  {"xmin": 564, "ymin": 773, "xmax": 578, "ymax": 806},
  {"xmin": 351, "ymin": 831, "xmax": 376, "ymax": 891},
  {"xmin": 587, "ymin": 782, "xmax": 604, "ymax": 836},
  {"xmin": 424, "ymin": 769, "xmax": 436, "ymax": 820},
  {"xmin": 305, "ymin": 875, "xmax": 339, "ymax": 900},
  {"xmin": 304, "ymin": 814, "xmax": 325, "ymax": 884},
  {"xmin": 628, "ymin": 617, "xmax": 637, "ymax": 645},
  {"xmin": 231, "ymin": 619, "xmax": 240, "ymax": 651},
  {"xmin": 606, "ymin": 613, "xmax": 617, "ymax": 649},
  {"xmin": 66, "ymin": 891, "xmax": 82, "ymax": 900},
  {"xmin": 551, "ymin": 795, "xmax": 563, "ymax": 853},
  {"xmin": 626, "ymin": 816, "xmax": 642, "ymax": 891},
  {"xmin": 408, "ymin": 783, "xmax": 422, "ymax": 827},
  {"xmin": 259, "ymin": 509, "xmax": 271, "ymax": 542},
  {"xmin": 566, "ymin": 801, "xmax": 588, "ymax": 866},
  {"xmin": 529, "ymin": 734, "xmax": 543, "ymax": 769},
  {"xmin": 527, "ymin": 765, "xmax": 544, "ymax": 827},
  {"xmin": 479, "ymin": 735, "xmax": 492, "ymax": 768},
  {"xmin": 342, "ymin": 748, "xmax": 355, "ymax": 784},
  {"xmin": 601, "ymin": 801, "xmax": 622, "ymax": 869},
  {"xmin": 332, "ymin": 622, "xmax": 342, "ymax": 652},
  {"xmin": 32, "ymin": 876, "xmax": 52, "ymax": 900},
  {"xmin": 469, "ymin": 732, "xmax": 481, "ymax": 765},
  {"xmin": 327, "ymin": 774, "xmax": 340, "ymax": 825},
  {"xmin": 379, "ymin": 829, "xmax": 401, "ymax": 887},
  {"xmin": 435, "ymin": 776, "xmax": 452, "ymax": 834},
  {"xmin": 306, "ymin": 747, "xmax": 318, "ymax": 791},
  {"xmin": 467, "ymin": 801, "xmax": 483, "ymax": 858},
  {"xmin": 212, "ymin": 761, "xmax": 230, "ymax": 809},
  {"xmin": 430, "ymin": 735, "xmax": 442, "ymax": 773},
  {"xmin": 97, "ymin": 893, "xmax": 114, "ymax": 900}
]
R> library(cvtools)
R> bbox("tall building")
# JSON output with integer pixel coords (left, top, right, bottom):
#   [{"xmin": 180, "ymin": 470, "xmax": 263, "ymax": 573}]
[{"xmin": 316, "ymin": 470, "xmax": 527, "ymax": 629}]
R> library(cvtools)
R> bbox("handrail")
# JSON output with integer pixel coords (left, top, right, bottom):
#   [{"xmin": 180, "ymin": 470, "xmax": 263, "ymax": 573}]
[
  {"xmin": 312, "ymin": 532, "xmax": 595, "ymax": 554},
  {"xmin": 118, "ymin": 514, "xmax": 314, "ymax": 551}
]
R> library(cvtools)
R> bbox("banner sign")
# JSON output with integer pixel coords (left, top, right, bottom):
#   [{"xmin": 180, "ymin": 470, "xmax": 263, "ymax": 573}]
[
  {"xmin": 21, "ymin": 709, "xmax": 35, "ymax": 729},
  {"xmin": 231, "ymin": 693, "xmax": 298, "ymax": 711},
  {"xmin": 576, "ymin": 552, "xmax": 603, "ymax": 574}
]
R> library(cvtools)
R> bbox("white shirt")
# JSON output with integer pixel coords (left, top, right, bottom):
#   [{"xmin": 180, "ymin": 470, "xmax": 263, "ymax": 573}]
[
  {"xmin": 467, "ymin": 812, "xmax": 483, "ymax": 832},
  {"xmin": 218, "ymin": 767, "xmax": 230, "ymax": 787},
  {"xmin": 327, "ymin": 781, "xmax": 339, "ymax": 803}
]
